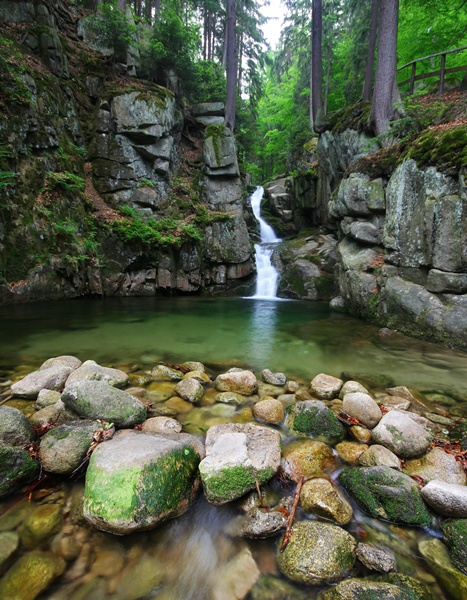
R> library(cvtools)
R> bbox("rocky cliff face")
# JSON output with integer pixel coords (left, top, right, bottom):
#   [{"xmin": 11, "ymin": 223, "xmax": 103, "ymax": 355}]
[
  {"xmin": 264, "ymin": 115, "xmax": 467, "ymax": 349},
  {"xmin": 0, "ymin": 0, "xmax": 253, "ymax": 303}
]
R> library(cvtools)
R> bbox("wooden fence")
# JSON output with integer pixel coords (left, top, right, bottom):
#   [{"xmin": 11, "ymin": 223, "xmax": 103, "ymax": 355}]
[{"xmin": 398, "ymin": 45, "xmax": 467, "ymax": 95}]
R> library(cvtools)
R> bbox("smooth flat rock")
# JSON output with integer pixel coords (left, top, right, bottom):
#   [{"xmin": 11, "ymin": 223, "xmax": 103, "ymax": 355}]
[{"xmin": 11, "ymin": 366, "xmax": 73, "ymax": 399}]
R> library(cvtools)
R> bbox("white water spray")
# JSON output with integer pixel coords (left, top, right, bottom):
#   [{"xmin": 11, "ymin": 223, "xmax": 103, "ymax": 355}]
[{"xmin": 250, "ymin": 186, "xmax": 281, "ymax": 299}]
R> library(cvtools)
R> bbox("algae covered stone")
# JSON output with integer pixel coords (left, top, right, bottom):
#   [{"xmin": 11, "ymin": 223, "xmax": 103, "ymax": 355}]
[
  {"xmin": 199, "ymin": 423, "xmax": 281, "ymax": 505},
  {"xmin": 418, "ymin": 537, "xmax": 467, "ymax": 599},
  {"xmin": 285, "ymin": 400, "xmax": 345, "ymax": 442},
  {"xmin": 281, "ymin": 439, "xmax": 336, "ymax": 481},
  {"xmin": 61, "ymin": 380, "xmax": 146, "ymax": 427},
  {"xmin": 83, "ymin": 430, "xmax": 203, "ymax": 534},
  {"xmin": 339, "ymin": 466, "xmax": 432, "ymax": 526},
  {"xmin": 0, "ymin": 550, "xmax": 66, "ymax": 600},
  {"xmin": 20, "ymin": 504, "xmax": 63, "ymax": 548},
  {"xmin": 300, "ymin": 478, "xmax": 353, "ymax": 525},
  {"xmin": 250, "ymin": 575, "xmax": 307, "ymax": 600},
  {"xmin": 317, "ymin": 574, "xmax": 431, "ymax": 600},
  {"xmin": 277, "ymin": 521, "xmax": 356, "ymax": 585},
  {"xmin": 442, "ymin": 519, "xmax": 467, "ymax": 573},
  {"xmin": 0, "ymin": 445, "xmax": 40, "ymax": 500}
]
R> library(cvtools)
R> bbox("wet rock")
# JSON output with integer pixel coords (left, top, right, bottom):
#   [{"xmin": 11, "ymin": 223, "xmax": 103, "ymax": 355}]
[
  {"xmin": 38, "ymin": 421, "xmax": 108, "ymax": 475},
  {"xmin": 0, "ymin": 406, "xmax": 35, "ymax": 447},
  {"xmin": 253, "ymin": 398, "xmax": 285, "ymax": 424},
  {"xmin": 0, "ymin": 531, "xmax": 19, "ymax": 574},
  {"xmin": 181, "ymin": 361, "xmax": 206, "ymax": 373},
  {"xmin": 318, "ymin": 574, "xmax": 429, "ymax": 599},
  {"xmin": 10, "ymin": 366, "xmax": 73, "ymax": 399},
  {"xmin": 65, "ymin": 360, "xmax": 128, "ymax": 388},
  {"xmin": 239, "ymin": 507, "xmax": 287, "ymax": 539},
  {"xmin": 281, "ymin": 439, "xmax": 336, "ymax": 481},
  {"xmin": 277, "ymin": 521, "xmax": 356, "ymax": 585},
  {"xmin": 0, "ymin": 445, "xmax": 40, "ymax": 499},
  {"xmin": 34, "ymin": 389, "xmax": 61, "ymax": 411},
  {"xmin": 310, "ymin": 373, "xmax": 343, "ymax": 399},
  {"xmin": 174, "ymin": 378, "xmax": 204, "ymax": 403},
  {"xmin": 142, "ymin": 416, "xmax": 182, "ymax": 434},
  {"xmin": 355, "ymin": 542, "xmax": 396, "ymax": 572},
  {"xmin": 183, "ymin": 370, "xmax": 211, "ymax": 383},
  {"xmin": 371, "ymin": 410, "xmax": 432, "ymax": 458},
  {"xmin": 339, "ymin": 380, "xmax": 369, "ymax": 398},
  {"xmin": 418, "ymin": 538, "xmax": 467, "ymax": 599},
  {"xmin": 339, "ymin": 466, "xmax": 432, "ymax": 526},
  {"xmin": 285, "ymin": 400, "xmax": 345, "ymax": 442},
  {"xmin": 0, "ymin": 551, "xmax": 66, "ymax": 600},
  {"xmin": 20, "ymin": 504, "xmax": 63, "ymax": 548},
  {"xmin": 250, "ymin": 575, "xmax": 307, "ymax": 600},
  {"xmin": 342, "ymin": 392, "xmax": 382, "ymax": 428},
  {"xmin": 211, "ymin": 547, "xmax": 260, "ymax": 600},
  {"xmin": 41, "ymin": 355, "xmax": 82, "ymax": 371},
  {"xmin": 215, "ymin": 370, "xmax": 258, "ymax": 396},
  {"xmin": 403, "ymin": 447, "xmax": 466, "ymax": 485},
  {"xmin": 150, "ymin": 365, "xmax": 184, "ymax": 381},
  {"xmin": 199, "ymin": 423, "xmax": 281, "ymax": 505},
  {"xmin": 262, "ymin": 369, "xmax": 287, "ymax": 386},
  {"xmin": 442, "ymin": 519, "xmax": 467, "ymax": 574},
  {"xmin": 421, "ymin": 480, "xmax": 467, "ymax": 518},
  {"xmin": 335, "ymin": 441, "xmax": 368, "ymax": 464},
  {"xmin": 30, "ymin": 399, "xmax": 80, "ymax": 428},
  {"xmin": 215, "ymin": 392, "xmax": 248, "ymax": 406},
  {"xmin": 358, "ymin": 444, "xmax": 401, "ymax": 470},
  {"xmin": 300, "ymin": 478, "xmax": 353, "ymax": 525},
  {"xmin": 84, "ymin": 430, "xmax": 203, "ymax": 534},
  {"xmin": 349, "ymin": 425, "xmax": 372, "ymax": 443},
  {"xmin": 61, "ymin": 381, "xmax": 146, "ymax": 428}
]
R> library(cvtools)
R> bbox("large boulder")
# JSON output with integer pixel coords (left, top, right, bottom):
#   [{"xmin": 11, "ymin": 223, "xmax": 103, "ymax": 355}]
[
  {"xmin": 61, "ymin": 381, "xmax": 146, "ymax": 427},
  {"xmin": 276, "ymin": 521, "xmax": 356, "ymax": 585},
  {"xmin": 65, "ymin": 360, "xmax": 129, "ymax": 388},
  {"xmin": 0, "ymin": 445, "xmax": 40, "ymax": 499},
  {"xmin": 339, "ymin": 466, "xmax": 432, "ymax": 526},
  {"xmin": 0, "ymin": 406, "xmax": 35, "ymax": 447},
  {"xmin": 199, "ymin": 423, "xmax": 281, "ymax": 505},
  {"xmin": 285, "ymin": 400, "xmax": 345, "ymax": 442},
  {"xmin": 10, "ymin": 366, "xmax": 73, "ymax": 399},
  {"xmin": 84, "ymin": 430, "xmax": 203, "ymax": 534},
  {"xmin": 38, "ymin": 421, "xmax": 110, "ymax": 475},
  {"xmin": 371, "ymin": 410, "xmax": 432, "ymax": 458},
  {"xmin": 403, "ymin": 447, "xmax": 466, "ymax": 485}
]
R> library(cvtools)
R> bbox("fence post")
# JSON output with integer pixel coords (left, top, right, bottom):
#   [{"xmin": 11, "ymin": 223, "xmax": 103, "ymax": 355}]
[
  {"xmin": 439, "ymin": 53, "xmax": 446, "ymax": 95},
  {"xmin": 410, "ymin": 62, "xmax": 416, "ymax": 94}
]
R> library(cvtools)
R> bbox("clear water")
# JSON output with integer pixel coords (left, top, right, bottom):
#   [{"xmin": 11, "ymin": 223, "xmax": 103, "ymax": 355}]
[
  {"xmin": 250, "ymin": 187, "xmax": 281, "ymax": 299},
  {"xmin": 1, "ymin": 296, "xmax": 467, "ymax": 599},
  {"xmin": 1, "ymin": 296, "xmax": 467, "ymax": 397}
]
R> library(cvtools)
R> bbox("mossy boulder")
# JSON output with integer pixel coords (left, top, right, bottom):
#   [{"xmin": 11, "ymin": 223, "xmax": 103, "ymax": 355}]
[
  {"xmin": 339, "ymin": 466, "xmax": 432, "ymax": 527},
  {"xmin": 199, "ymin": 423, "xmax": 281, "ymax": 505},
  {"xmin": 285, "ymin": 400, "xmax": 345, "ymax": 443},
  {"xmin": 0, "ymin": 406, "xmax": 35, "ymax": 447},
  {"xmin": 83, "ymin": 430, "xmax": 203, "ymax": 534},
  {"xmin": 318, "ymin": 574, "xmax": 432, "ymax": 599},
  {"xmin": 277, "ymin": 521, "xmax": 356, "ymax": 585},
  {"xmin": 442, "ymin": 519, "xmax": 467, "ymax": 574},
  {"xmin": 250, "ymin": 575, "xmax": 308, "ymax": 600},
  {"xmin": 0, "ymin": 551, "xmax": 66, "ymax": 600},
  {"xmin": 0, "ymin": 445, "xmax": 40, "ymax": 500},
  {"xmin": 61, "ymin": 381, "xmax": 146, "ymax": 428},
  {"xmin": 38, "ymin": 420, "xmax": 108, "ymax": 475}
]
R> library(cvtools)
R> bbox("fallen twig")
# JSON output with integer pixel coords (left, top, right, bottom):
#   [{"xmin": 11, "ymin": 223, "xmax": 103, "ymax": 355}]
[{"xmin": 280, "ymin": 476, "xmax": 304, "ymax": 552}]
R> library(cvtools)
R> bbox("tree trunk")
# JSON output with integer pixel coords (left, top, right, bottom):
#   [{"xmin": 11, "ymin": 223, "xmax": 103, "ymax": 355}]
[
  {"xmin": 154, "ymin": 0, "xmax": 161, "ymax": 22},
  {"xmin": 369, "ymin": 0, "xmax": 400, "ymax": 137},
  {"xmin": 225, "ymin": 0, "xmax": 236, "ymax": 130},
  {"xmin": 144, "ymin": 0, "xmax": 152, "ymax": 24},
  {"xmin": 117, "ymin": 0, "xmax": 126, "ymax": 11},
  {"xmin": 362, "ymin": 0, "xmax": 380, "ymax": 102},
  {"xmin": 311, "ymin": 0, "xmax": 324, "ymax": 133},
  {"xmin": 309, "ymin": 30, "xmax": 313, "ymax": 129}
]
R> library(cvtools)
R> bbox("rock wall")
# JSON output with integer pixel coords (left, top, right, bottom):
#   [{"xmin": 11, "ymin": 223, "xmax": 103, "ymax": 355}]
[{"xmin": 0, "ymin": 1, "xmax": 253, "ymax": 303}]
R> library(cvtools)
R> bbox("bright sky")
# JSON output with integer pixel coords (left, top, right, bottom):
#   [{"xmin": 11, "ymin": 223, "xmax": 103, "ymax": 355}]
[{"xmin": 260, "ymin": 0, "xmax": 286, "ymax": 50}]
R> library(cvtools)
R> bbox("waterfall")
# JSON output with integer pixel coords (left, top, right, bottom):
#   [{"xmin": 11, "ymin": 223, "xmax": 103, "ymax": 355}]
[{"xmin": 250, "ymin": 186, "xmax": 281, "ymax": 299}]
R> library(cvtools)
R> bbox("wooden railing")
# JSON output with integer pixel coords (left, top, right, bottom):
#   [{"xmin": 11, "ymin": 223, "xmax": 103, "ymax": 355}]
[{"xmin": 398, "ymin": 45, "xmax": 467, "ymax": 95}]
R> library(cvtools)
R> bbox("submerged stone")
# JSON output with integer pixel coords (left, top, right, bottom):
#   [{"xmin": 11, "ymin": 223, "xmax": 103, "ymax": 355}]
[
  {"xmin": 339, "ymin": 466, "xmax": 432, "ymax": 527},
  {"xmin": 317, "ymin": 574, "xmax": 431, "ymax": 599},
  {"xmin": 20, "ymin": 504, "xmax": 63, "ymax": 548},
  {"xmin": 83, "ymin": 430, "xmax": 203, "ymax": 534},
  {"xmin": 277, "ymin": 521, "xmax": 356, "ymax": 585},
  {"xmin": 0, "ymin": 551, "xmax": 66, "ymax": 600},
  {"xmin": 281, "ymin": 439, "xmax": 336, "ymax": 482},
  {"xmin": 250, "ymin": 575, "xmax": 308, "ymax": 600},
  {"xmin": 418, "ymin": 538, "xmax": 467, "ymax": 599}
]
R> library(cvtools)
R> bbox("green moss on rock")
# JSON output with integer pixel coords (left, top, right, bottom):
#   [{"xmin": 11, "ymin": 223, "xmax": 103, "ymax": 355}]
[
  {"xmin": 202, "ymin": 464, "xmax": 275, "ymax": 505},
  {"xmin": 442, "ymin": 519, "xmax": 467, "ymax": 574}
]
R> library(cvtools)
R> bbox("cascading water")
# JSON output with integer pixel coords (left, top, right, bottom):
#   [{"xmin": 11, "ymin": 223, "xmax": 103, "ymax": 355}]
[{"xmin": 250, "ymin": 186, "xmax": 281, "ymax": 299}]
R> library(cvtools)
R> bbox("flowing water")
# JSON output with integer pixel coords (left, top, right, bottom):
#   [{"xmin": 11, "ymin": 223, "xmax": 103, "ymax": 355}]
[
  {"xmin": 1, "ymin": 296, "xmax": 467, "ymax": 599},
  {"xmin": 250, "ymin": 187, "xmax": 281, "ymax": 299}
]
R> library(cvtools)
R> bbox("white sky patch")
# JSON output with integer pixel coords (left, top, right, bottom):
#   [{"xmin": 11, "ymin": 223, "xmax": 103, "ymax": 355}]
[{"xmin": 260, "ymin": 0, "xmax": 286, "ymax": 51}]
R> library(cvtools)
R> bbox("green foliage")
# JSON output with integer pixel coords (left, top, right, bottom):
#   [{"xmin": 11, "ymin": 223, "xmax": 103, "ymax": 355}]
[
  {"xmin": 112, "ymin": 208, "xmax": 203, "ymax": 248},
  {"xmin": 138, "ymin": 178, "xmax": 156, "ymax": 188},
  {"xmin": 46, "ymin": 172, "xmax": 86, "ymax": 192},
  {"xmin": 88, "ymin": 1, "xmax": 138, "ymax": 63},
  {"xmin": 0, "ymin": 171, "xmax": 18, "ymax": 190},
  {"xmin": 0, "ymin": 34, "xmax": 33, "ymax": 116},
  {"xmin": 189, "ymin": 60, "xmax": 226, "ymax": 103},
  {"xmin": 404, "ymin": 123, "xmax": 467, "ymax": 175}
]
